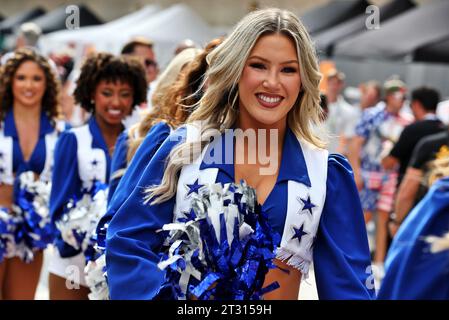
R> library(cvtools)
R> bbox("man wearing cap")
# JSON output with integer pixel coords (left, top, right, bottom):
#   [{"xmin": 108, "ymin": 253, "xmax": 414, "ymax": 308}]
[
  {"xmin": 1, "ymin": 23, "xmax": 43, "ymax": 66},
  {"xmin": 325, "ymin": 69, "xmax": 361, "ymax": 155},
  {"xmin": 348, "ymin": 78, "xmax": 413, "ymax": 273},
  {"xmin": 15, "ymin": 22, "xmax": 42, "ymax": 50}
]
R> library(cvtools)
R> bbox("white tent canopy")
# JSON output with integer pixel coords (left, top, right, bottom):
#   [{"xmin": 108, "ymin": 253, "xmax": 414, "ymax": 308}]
[
  {"xmin": 41, "ymin": 4, "xmax": 220, "ymax": 68},
  {"xmin": 39, "ymin": 5, "xmax": 161, "ymax": 53},
  {"xmin": 110, "ymin": 3, "xmax": 220, "ymax": 67}
]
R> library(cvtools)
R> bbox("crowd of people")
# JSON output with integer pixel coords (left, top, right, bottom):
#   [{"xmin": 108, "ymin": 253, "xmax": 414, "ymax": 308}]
[
  {"xmin": 322, "ymin": 66, "xmax": 449, "ymax": 288},
  {"xmin": 0, "ymin": 7, "xmax": 448, "ymax": 300}
]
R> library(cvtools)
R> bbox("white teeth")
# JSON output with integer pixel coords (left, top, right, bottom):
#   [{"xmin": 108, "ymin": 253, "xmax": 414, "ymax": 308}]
[
  {"xmin": 108, "ymin": 109, "xmax": 121, "ymax": 115},
  {"xmin": 258, "ymin": 94, "xmax": 281, "ymax": 104}
]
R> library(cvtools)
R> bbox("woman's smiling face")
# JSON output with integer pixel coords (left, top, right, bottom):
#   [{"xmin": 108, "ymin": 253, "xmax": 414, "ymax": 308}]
[
  {"xmin": 12, "ymin": 60, "xmax": 46, "ymax": 108},
  {"xmin": 93, "ymin": 80, "xmax": 134, "ymax": 126},
  {"xmin": 238, "ymin": 33, "xmax": 301, "ymax": 128}
]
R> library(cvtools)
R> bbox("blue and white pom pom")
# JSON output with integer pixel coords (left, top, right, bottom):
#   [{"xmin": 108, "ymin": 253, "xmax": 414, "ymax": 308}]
[
  {"xmin": 85, "ymin": 253, "xmax": 109, "ymax": 300},
  {"xmin": 157, "ymin": 181, "xmax": 281, "ymax": 300},
  {"xmin": 10, "ymin": 171, "xmax": 54, "ymax": 263},
  {"xmin": 84, "ymin": 222, "xmax": 110, "ymax": 300},
  {"xmin": 56, "ymin": 182, "xmax": 108, "ymax": 262}
]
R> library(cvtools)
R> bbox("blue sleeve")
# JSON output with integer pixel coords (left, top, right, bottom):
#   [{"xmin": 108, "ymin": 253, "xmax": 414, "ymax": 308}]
[
  {"xmin": 99, "ymin": 122, "xmax": 170, "ymax": 233},
  {"xmin": 378, "ymin": 177, "xmax": 449, "ymax": 300},
  {"xmin": 49, "ymin": 131, "xmax": 83, "ymax": 257},
  {"xmin": 49, "ymin": 131, "xmax": 81, "ymax": 225},
  {"xmin": 108, "ymin": 131, "xmax": 130, "ymax": 203},
  {"xmin": 106, "ymin": 127, "xmax": 185, "ymax": 300},
  {"xmin": 313, "ymin": 154, "xmax": 376, "ymax": 300}
]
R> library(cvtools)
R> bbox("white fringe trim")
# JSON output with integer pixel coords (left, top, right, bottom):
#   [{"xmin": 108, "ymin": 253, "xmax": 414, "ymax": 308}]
[{"xmin": 275, "ymin": 247, "xmax": 310, "ymax": 280}]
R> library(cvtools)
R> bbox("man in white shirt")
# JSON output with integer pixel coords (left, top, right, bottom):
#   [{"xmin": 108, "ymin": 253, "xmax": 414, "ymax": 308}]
[{"xmin": 325, "ymin": 69, "xmax": 361, "ymax": 155}]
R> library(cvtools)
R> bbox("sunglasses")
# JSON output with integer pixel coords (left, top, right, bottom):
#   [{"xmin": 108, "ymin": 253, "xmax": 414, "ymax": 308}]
[
  {"xmin": 144, "ymin": 59, "xmax": 158, "ymax": 68},
  {"xmin": 392, "ymin": 91, "xmax": 405, "ymax": 100}
]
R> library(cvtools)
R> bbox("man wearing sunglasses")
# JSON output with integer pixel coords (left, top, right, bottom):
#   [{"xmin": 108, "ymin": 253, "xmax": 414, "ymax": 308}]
[{"xmin": 121, "ymin": 37, "xmax": 159, "ymax": 108}]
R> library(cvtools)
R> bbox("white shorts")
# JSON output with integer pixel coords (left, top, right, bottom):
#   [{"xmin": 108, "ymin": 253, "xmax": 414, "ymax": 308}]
[{"xmin": 47, "ymin": 246, "xmax": 88, "ymax": 287}]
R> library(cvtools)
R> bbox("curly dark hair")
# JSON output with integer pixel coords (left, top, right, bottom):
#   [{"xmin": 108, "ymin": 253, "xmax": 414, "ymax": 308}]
[
  {"xmin": 74, "ymin": 52, "xmax": 147, "ymax": 112},
  {"xmin": 0, "ymin": 48, "xmax": 61, "ymax": 123}
]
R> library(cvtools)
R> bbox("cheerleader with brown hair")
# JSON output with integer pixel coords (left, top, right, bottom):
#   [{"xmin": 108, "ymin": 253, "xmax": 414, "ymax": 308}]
[{"xmin": 0, "ymin": 48, "xmax": 67, "ymax": 299}]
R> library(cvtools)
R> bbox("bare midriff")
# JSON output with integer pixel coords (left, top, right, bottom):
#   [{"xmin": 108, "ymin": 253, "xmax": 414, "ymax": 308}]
[{"xmin": 0, "ymin": 184, "xmax": 14, "ymax": 209}]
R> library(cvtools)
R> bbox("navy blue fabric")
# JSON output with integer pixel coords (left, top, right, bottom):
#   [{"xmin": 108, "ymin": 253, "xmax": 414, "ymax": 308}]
[
  {"xmin": 50, "ymin": 117, "xmax": 113, "ymax": 258},
  {"xmin": 378, "ymin": 177, "xmax": 449, "ymax": 299},
  {"xmin": 108, "ymin": 131, "xmax": 129, "ymax": 203},
  {"xmin": 106, "ymin": 126, "xmax": 374, "ymax": 300},
  {"xmin": 3, "ymin": 111, "xmax": 68, "ymax": 199},
  {"xmin": 97, "ymin": 121, "xmax": 170, "ymax": 235}
]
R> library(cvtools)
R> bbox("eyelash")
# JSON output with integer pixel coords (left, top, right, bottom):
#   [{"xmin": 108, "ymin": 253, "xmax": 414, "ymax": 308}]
[
  {"xmin": 102, "ymin": 91, "xmax": 132, "ymax": 97},
  {"xmin": 249, "ymin": 63, "xmax": 297, "ymax": 73},
  {"xmin": 282, "ymin": 67, "xmax": 297, "ymax": 73},
  {"xmin": 16, "ymin": 75, "xmax": 43, "ymax": 81},
  {"xmin": 249, "ymin": 62, "xmax": 265, "ymax": 70}
]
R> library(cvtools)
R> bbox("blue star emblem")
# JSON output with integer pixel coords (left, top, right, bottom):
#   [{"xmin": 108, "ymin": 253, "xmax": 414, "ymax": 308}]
[
  {"xmin": 291, "ymin": 224, "xmax": 308, "ymax": 244},
  {"xmin": 186, "ymin": 179, "xmax": 204, "ymax": 196},
  {"xmin": 297, "ymin": 195, "xmax": 316, "ymax": 216},
  {"xmin": 177, "ymin": 209, "xmax": 197, "ymax": 222}
]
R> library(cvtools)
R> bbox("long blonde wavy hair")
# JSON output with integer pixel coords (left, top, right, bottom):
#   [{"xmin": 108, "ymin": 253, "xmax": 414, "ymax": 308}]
[{"xmin": 147, "ymin": 8, "xmax": 324, "ymax": 204}]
